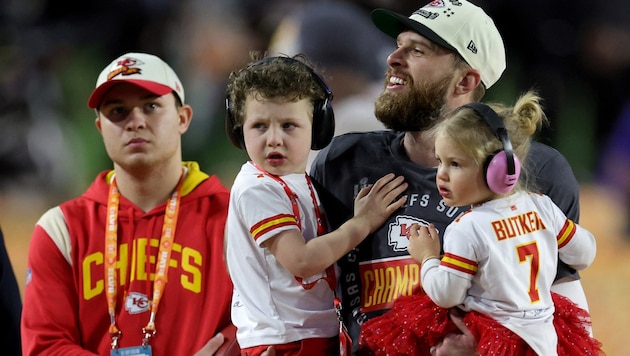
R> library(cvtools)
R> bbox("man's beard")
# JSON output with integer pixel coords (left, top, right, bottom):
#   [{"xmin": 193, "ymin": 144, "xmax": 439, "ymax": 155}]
[{"xmin": 374, "ymin": 73, "xmax": 452, "ymax": 131}]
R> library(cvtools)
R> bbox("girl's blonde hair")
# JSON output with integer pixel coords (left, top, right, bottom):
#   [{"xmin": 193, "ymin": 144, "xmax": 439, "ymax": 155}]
[{"xmin": 430, "ymin": 90, "xmax": 547, "ymax": 191}]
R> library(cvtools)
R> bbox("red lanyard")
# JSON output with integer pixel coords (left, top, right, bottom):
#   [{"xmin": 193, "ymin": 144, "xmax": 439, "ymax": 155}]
[
  {"xmin": 105, "ymin": 170, "xmax": 185, "ymax": 349},
  {"xmin": 251, "ymin": 163, "xmax": 335, "ymax": 290}
]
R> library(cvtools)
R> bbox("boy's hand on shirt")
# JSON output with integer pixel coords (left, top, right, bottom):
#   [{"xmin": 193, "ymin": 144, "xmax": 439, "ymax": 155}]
[{"xmin": 353, "ymin": 173, "xmax": 407, "ymax": 233}]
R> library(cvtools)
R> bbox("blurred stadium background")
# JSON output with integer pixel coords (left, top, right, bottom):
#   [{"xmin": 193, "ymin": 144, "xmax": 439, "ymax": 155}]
[{"xmin": 1, "ymin": 0, "xmax": 628, "ymax": 354}]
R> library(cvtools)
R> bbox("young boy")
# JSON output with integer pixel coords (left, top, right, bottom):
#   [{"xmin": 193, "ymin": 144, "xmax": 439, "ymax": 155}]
[{"xmin": 224, "ymin": 54, "xmax": 408, "ymax": 355}]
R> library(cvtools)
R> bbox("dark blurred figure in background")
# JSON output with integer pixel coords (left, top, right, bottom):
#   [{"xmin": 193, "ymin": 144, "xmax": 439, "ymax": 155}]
[
  {"xmin": 0, "ymin": 226, "xmax": 22, "ymax": 356},
  {"xmin": 582, "ymin": 0, "xmax": 630, "ymax": 238},
  {"xmin": 579, "ymin": 0, "xmax": 630, "ymax": 153},
  {"xmin": 595, "ymin": 101, "xmax": 630, "ymax": 237},
  {"xmin": 268, "ymin": 1, "xmax": 394, "ymax": 169}
]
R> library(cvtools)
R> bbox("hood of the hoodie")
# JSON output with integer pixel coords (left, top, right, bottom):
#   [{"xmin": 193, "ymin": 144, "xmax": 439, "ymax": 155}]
[{"xmin": 82, "ymin": 161, "xmax": 218, "ymax": 215}]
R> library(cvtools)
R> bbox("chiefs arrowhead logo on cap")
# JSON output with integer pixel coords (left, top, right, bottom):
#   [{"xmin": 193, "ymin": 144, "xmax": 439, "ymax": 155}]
[{"xmin": 106, "ymin": 58, "xmax": 143, "ymax": 81}]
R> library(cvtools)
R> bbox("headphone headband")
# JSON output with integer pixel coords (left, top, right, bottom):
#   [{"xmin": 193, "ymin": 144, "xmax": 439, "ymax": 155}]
[
  {"xmin": 462, "ymin": 102, "xmax": 516, "ymax": 175},
  {"xmin": 462, "ymin": 102, "xmax": 521, "ymax": 194}
]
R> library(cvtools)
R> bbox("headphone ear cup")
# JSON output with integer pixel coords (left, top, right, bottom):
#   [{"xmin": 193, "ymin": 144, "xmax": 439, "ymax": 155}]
[
  {"xmin": 484, "ymin": 150, "xmax": 521, "ymax": 194},
  {"xmin": 310, "ymin": 98, "xmax": 335, "ymax": 150},
  {"xmin": 225, "ymin": 97, "xmax": 245, "ymax": 149}
]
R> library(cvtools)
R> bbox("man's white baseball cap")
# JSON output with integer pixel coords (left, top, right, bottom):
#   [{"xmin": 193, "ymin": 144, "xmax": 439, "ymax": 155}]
[
  {"xmin": 87, "ymin": 52, "xmax": 185, "ymax": 109},
  {"xmin": 371, "ymin": 0, "xmax": 506, "ymax": 89}
]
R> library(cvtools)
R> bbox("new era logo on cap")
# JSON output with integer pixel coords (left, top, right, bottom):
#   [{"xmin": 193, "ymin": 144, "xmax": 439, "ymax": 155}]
[
  {"xmin": 87, "ymin": 52, "xmax": 185, "ymax": 109},
  {"xmin": 371, "ymin": 0, "xmax": 506, "ymax": 88}
]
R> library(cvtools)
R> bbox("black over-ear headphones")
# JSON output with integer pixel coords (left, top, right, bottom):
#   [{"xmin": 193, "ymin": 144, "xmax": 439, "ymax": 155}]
[
  {"xmin": 225, "ymin": 56, "xmax": 335, "ymax": 150},
  {"xmin": 462, "ymin": 102, "xmax": 521, "ymax": 194}
]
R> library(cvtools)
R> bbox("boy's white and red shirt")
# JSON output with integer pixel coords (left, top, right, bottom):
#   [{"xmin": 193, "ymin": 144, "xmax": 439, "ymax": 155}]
[{"xmin": 226, "ymin": 161, "xmax": 338, "ymax": 349}]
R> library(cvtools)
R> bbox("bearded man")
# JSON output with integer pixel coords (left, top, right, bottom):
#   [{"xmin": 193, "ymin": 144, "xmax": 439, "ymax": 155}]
[{"xmin": 309, "ymin": 1, "xmax": 589, "ymax": 355}]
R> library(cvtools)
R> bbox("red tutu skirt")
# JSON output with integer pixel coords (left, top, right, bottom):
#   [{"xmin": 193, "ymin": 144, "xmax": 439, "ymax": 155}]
[{"xmin": 359, "ymin": 292, "xmax": 603, "ymax": 355}]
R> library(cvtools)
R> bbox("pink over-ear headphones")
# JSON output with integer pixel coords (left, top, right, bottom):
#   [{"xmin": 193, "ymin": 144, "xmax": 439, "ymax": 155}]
[{"xmin": 463, "ymin": 102, "xmax": 521, "ymax": 194}]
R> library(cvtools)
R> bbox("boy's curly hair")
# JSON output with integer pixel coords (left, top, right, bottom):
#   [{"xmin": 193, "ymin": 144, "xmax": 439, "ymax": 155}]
[{"xmin": 226, "ymin": 52, "xmax": 329, "ymax": 128}]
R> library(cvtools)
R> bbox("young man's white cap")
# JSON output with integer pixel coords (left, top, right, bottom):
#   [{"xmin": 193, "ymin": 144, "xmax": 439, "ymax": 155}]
[
  {"xmin": 87, "ymin": 52, "xmax": 185, "ymax": 109},
  {"xmin": 371, "ymin": 0, "xmax": 506, "ymax": 89}
]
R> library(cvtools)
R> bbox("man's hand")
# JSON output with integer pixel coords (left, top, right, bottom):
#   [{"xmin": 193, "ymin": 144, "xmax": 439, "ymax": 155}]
[
  {"xmin": 261, "ymin": 347, "xmax": 276, "ymax": 356},
  {"xmin": 194, "ymin": 332, "xmax": 225, "ymax": 356},
  {"xmin": 432, "ymin": 310, "xmax": 478, "ymax": 356},
  {"xmin": 194, "ymin": 332, "xmax": 276, "ymax": 356},
  {"xmin": 194, "ymin": 324, "xmax": 239, "ymax": 356}
]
